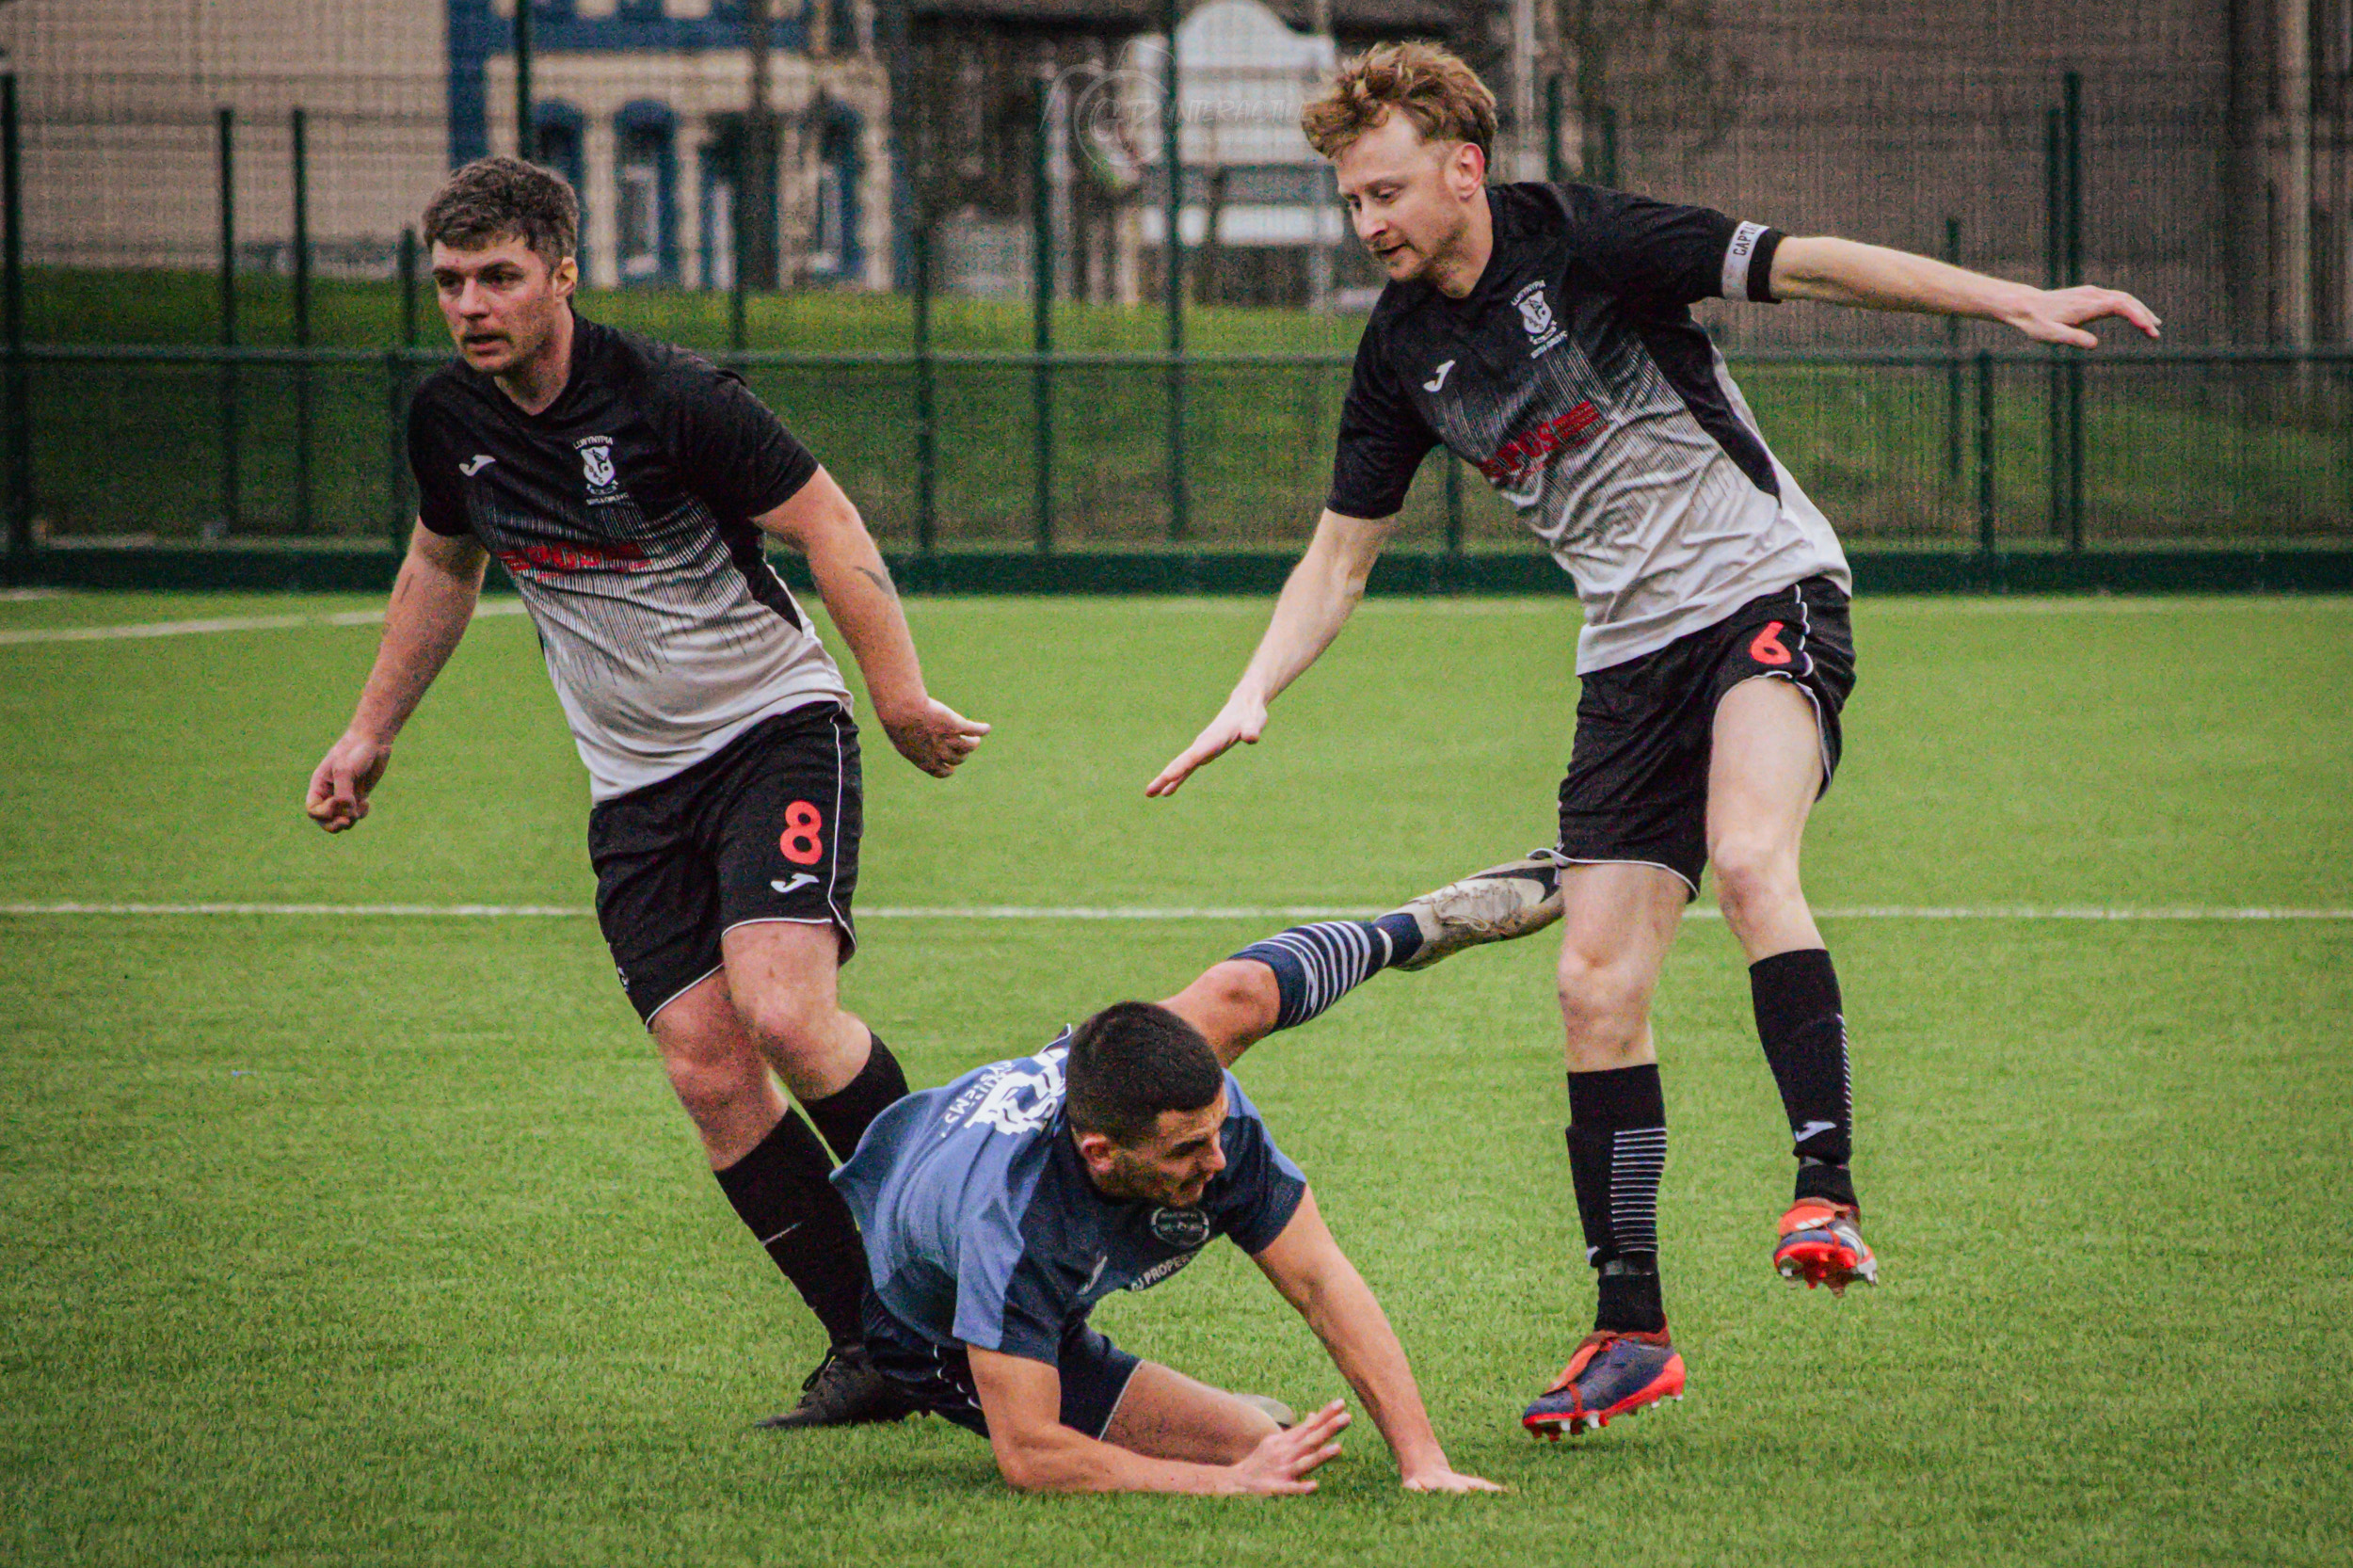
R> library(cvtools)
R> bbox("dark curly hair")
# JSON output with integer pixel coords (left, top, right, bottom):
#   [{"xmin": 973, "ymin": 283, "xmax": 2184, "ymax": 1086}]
[
  {"xmin": 421, "ymin": 155, "xmax": 579, "ymax": 265},
  {"xmin": 1064, "ymin": 1001, "xmax": 1224, "ymax": 1146}
]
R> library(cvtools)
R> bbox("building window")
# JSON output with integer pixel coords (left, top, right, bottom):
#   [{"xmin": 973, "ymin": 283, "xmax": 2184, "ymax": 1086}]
[
  {"xmin": 532, "ymin": 102, "xmax": 587, "ymax": 275},
  {"xmin": 810, "ymin": 104, "xmax": 860, "ymax": 280},
  {"xmin": 615, "ymin": 103, "xmax": 678, "ymax": 285}
]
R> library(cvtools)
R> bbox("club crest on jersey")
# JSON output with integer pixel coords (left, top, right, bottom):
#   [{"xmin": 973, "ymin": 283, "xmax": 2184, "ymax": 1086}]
[
  {"xmin": 1149, "ymin": 1207, "xmax": 1210, "ymax": 1248},
  {"xmin": 575, "ymin": 435, "xmax": 622, "ymax": 502},
  {"xmin": 1513, "ymin": 280, "xmax": 1566, "ymax": 358}
]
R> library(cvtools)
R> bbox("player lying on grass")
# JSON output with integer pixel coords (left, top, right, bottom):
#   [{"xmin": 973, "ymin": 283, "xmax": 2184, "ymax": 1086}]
[
  {"xmin": 1149, "ymin": 42, "xmax": 2160, "ymax": 1436},
  {"xmin": 824, "ymin": 875, "xmax": 1566, "ymax": 1493}
]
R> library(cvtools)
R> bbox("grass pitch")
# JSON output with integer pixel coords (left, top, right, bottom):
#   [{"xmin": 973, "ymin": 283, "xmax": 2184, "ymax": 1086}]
[{"xmin": 2, "ymin": 591, "xmax": 2348, "ymax": 1566}]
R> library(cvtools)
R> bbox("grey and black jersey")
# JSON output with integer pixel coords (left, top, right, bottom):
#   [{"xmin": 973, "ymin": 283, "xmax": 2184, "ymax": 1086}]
[
  {"xmin": 408, "ymin": 316, "xmax": 851, "ymax": 801},
  {"xmin": 1330, "ymin": 182, "xmax": 1850, "ymax": 674}
]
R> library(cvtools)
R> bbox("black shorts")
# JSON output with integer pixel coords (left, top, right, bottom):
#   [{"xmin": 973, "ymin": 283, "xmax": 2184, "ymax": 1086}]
[
  {"xmin": 1557, "ymin": 576, "xmax": 1856, "ymax": 897},
  {"xmin": 587, "ymin": 702, "xmax": 862, "ymax": 1024},
  {"xmin": 866, "ymin": 1313, "xmax": 1142, "ymax": 1441}
]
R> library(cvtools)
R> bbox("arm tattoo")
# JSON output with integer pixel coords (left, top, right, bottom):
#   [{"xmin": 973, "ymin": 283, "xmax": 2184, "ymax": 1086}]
[{"xmin": 856, "ymin": 564, "xmax": 900, "ymax": 601}]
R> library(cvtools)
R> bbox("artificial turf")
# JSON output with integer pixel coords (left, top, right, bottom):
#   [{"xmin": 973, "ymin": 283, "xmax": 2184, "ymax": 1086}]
[{"xmin": 2, "ymin": 592, "xmax": 2348, "ymax": 1566}]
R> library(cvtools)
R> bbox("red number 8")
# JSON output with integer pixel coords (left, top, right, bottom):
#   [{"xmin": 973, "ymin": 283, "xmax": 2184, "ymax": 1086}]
[{"xmin": 779, "ymin": 800, "xmax": 825, "ymax": 866}]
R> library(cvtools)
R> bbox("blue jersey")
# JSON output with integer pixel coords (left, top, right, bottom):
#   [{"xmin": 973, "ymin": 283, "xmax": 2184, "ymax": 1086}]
[{"xmin": 832, "ymin": 1034, "xmax": 1307, "ymax": 1367}]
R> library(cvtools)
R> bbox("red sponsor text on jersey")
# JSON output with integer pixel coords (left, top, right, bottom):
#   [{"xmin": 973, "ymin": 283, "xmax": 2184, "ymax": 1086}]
[
  {"xmin": 493, "ymin": 540, "xmax": 652, "ymax": 576},
  {"xmin": 1476, "ymin": 400, "xmax": 1603, "ymax": 483}
]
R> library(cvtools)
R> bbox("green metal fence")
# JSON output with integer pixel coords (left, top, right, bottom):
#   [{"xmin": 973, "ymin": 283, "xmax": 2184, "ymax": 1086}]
[{"xmin": 5, "ymin": 342, "xmax": 2350, "ymax": 565}]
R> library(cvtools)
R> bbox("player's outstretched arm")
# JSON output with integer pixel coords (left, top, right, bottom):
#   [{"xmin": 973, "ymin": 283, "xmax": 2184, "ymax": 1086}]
[
  {"xmin": 756, "ymin": 467, "xmax": 987, "ymax": 778},
  {"xmin": 1252, "ymin": 1188, "xmax": 1503, "ymax": 1494},
  {"xmin": 1144, "ymin": 508, "xmax": 1395, "ymax": 798},
  {"xmin": 1768, "ymin": 235, "xmax": 2161, "ymax": 349},
  {"xmin": 969, "ymin": 1349, "xmax": 1347, "ymax": 1496},
  {"xmin": 306, "ymin": 523, "xmax": 488, "ymax": 833}
]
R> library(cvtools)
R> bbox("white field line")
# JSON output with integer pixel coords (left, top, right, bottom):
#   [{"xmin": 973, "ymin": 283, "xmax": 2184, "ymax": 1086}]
[
  {"xmin": 0, "ymin": 600, "xmax": 528, "ymax": 646},
  {"xmin": 0, "ymin": 901, "xmax": 2345, "ymax": 922},
  {"xmin": 6, "ymin": 594, "xmax": 2349, "ymax": 645}
]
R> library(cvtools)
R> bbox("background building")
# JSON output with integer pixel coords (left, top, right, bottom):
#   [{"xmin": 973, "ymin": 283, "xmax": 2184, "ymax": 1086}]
[{"xmin": 0, "ymin": 0, "xmax": 2345, "ymax": 341}]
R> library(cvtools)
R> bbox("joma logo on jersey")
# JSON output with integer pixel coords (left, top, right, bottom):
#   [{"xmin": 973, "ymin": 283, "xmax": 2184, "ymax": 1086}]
[
  {"xmin": 574, "ymin": 435, "xmax": 623, "ymax": 501},
  {"xmin": 1476, "ymin": 400, "xmax": 1602, "ymax": 482}
]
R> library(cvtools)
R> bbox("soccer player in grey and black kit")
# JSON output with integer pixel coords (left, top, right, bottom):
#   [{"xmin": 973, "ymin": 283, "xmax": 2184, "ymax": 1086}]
[
  {"xmin": 1149, "ymin": 45, "xmax": 2161, "ymax": 1435},
  {"xmin": 306, "ymin": 158, "xmax": 988, "ymax": 1427}
]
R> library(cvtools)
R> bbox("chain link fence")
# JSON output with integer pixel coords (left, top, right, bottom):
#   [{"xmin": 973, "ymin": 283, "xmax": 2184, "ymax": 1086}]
[{"xmin": 3, "ymin": 40, "xmax": 2348, "ymax": 557}]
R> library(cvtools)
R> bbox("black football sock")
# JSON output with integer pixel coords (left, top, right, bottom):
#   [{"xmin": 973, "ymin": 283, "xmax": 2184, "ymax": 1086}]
[
  {"xmin": 1565, "ymin": 1064, "xmax": 1669, "ymax": 1335},
  {"xmin": 713, "ymin": 1111, "xmax": 870, "ymax": 1348},
  {"xmin": 802, "ymin": 1032, "xmax": 910, "ymax": 1162},
  {"xmin": 1750, "ymin": 948, "xmax": 1860, "ymax": 1210},
  {"xmin": 1231, "ymin": 914, "xmax": 1424, "ymax": 1032}
]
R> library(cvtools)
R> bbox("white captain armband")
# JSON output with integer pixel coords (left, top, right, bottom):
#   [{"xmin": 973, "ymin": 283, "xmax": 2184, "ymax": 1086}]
[{"xmin": 1721, "ymin": 219, "xmax": 1782, "ymax": 303}]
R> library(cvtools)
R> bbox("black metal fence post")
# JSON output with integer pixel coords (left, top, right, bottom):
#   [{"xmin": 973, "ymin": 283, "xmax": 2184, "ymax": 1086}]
[
  {"xmin": 2062, "ymin": 70, "xmax": 2085, "ymax": 552},
  {"xmin": 399, "ymin": 226, "xmax": 420, "ymax": 347},
  {"xmin": 514, "ymin": 0, "xmax": 535, "ymax": 158},
  {"xmin": 1032, "ymin": 78, "xmax": 1053, "ymax": 553},
  {"xmin": 384, "ymin": 351, "xmax": 408, "ymax": 550},
  {"xmin": 1592, "ymin": 105, "xmax": 1619, "ymax": 187},
  {"xmin": 1443, "ymin": 452, "xmax": 1463, "ymax": 556},
  {"xmin": 1545, "ymin": 75, "xmax": 1564, "ymax": 184},
  {"xmin": 1976, "ymin": 349, "xmax": 1997, "ymax": 558},
  {"xmin": 912, "ymin": 223, "xmax": 935, "ymax": 552},
  {"xmin": 216, "ymin": 105, "xmax": 239, "ymax": 537},
  {"xmin": 2043, "ymin": 102, "xmax": 2062, "ymax": 540},
  {"xmin": 292, "ymin": 105, "xmax": 313, "ymax": 535},
  {"xmin": 1161, "ymin": 0, "xmax": 1187, "ymax": 544},
  {"xmin": 1945, "ymin": 216, "xmax": 1962, "ymax": 485},
  {"xmin": 2, "ymin": 73, "xmax": 28, "ymax": 560}
]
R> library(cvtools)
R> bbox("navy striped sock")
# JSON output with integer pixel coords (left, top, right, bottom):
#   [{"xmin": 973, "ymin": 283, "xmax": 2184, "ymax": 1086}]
[{"xmin": 1232, "ymin": 914, "xmax": 1423, "ymax": 1032}]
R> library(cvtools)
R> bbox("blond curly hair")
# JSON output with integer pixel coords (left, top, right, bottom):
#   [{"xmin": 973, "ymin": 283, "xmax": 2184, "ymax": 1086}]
[{"xmin": 1301, "ymin": 41, "xmax": 1497, "ymax": 164}]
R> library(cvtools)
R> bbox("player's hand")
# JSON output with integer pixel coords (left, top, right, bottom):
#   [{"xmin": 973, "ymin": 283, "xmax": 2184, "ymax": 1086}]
[
  {"xmin": 878, "ymin": 696, "xmax": 990, "ymax": 778},
  {"xmin": 305, "ymin": 730, "xmax": 392, "ymax": 833},
  {"xmin": 1144, "ymin": 692, "xmax": 1268, "ymax": 798},
  {"xmin": 1223, "ymin": 1399, "xmax": 1348, "ymax": 1496},
  {"xmin": 1401, "ymin": 1462, "xmax": 1507, "ymax": 1495},
  {"xmin": 2003, "ymin": 284, "xmax": 2161, "ymax": 348}
]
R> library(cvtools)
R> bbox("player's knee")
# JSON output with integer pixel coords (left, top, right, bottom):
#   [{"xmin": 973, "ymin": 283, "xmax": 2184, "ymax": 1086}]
[
  {"xmin": 659, "ymin": 1044, "xmax": 764, "ymax": 1122},
  {"xmin": 736, "ymin": 987, "xmax": 833, "ymax": 1061},
  {"xmin": 1555, "ymin": 948, "xmax": 1648, "ymax": 1045},
  {"xmin": 1711, "ymin": 837, "xmax": 1800, "ymax": 926},
  {"xmin": 1202, "ymin": 960, "xmax": 1279, "ymax": 1028}
]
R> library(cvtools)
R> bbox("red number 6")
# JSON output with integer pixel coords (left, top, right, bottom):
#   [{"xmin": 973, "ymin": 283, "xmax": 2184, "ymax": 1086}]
[
  {"xmin": 779, "ymin": 800, "xmax": 825, "ymax": 866},
  {"xmin": 1749, "ymin": 620, "xmax": 1793, "ymax": 667}
]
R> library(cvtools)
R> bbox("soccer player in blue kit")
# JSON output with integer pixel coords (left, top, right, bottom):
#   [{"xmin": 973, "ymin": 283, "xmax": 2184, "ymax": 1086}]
[
  {"xmin": 1149, "ymin": 43, "xmax": 2160, "ymax": 1437},
  {"xmin": 831, "ymin": 876, "xmax": 1546, "ymax": 1494}
]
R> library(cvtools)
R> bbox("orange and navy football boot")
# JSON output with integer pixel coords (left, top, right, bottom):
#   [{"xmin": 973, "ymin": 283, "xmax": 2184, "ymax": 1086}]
[
  {"xmin": 1773, "ymin": 1197, "xmax": 1878, "ymax": 1293},
  {"xmin": 1521, "ymin": 1329, "xmax": 1685, "ymax": 1439}
]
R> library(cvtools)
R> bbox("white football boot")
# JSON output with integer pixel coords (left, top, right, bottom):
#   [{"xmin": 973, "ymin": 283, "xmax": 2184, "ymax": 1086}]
[{"xmin": 1386, "ymin": 851, "xmax": 1567, "ymax": 972}]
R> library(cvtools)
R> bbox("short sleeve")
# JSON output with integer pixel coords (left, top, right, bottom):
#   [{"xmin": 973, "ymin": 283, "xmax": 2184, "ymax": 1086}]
[
  {"xmin": 1204, "ymin": 1081, "xmax": 1307, "ymax": 1256},
  {"xmin": 962, "ymin": 1252, "xmax": 1071, "ymax": 1366},
  {"xmin": 949, "ymin": 1199, "xmax": 1070, "ymax": 1364},
  {"xmin": 1325, "ymin": 318, "xmax": 1437, "ymax": 520},
  {"xmin": 1569, "ymin": 184, "xmax": 1783, "ymax": 309},
  {"xmin": 658, "ymin": 360, "xmax": 821, "ymax": 521},
  {"xmin": 404, "ymin": 391, "xmax": 471, "ymax": 538}
]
